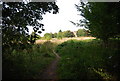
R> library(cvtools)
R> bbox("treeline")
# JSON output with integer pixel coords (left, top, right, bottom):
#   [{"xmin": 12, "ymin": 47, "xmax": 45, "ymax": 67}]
[{"xmin": 41, "ymin": 29, "xmax": 90, "ymax": 40}]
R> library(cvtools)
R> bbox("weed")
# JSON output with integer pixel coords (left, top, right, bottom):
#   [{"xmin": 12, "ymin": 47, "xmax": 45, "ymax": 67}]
[
  {"xmin": 56, "ymin": 39, "xmax": 119, "ymax": 81},
  {"xmin": 3, "ymin": 41, "xmax": 56, "ymax": 79}
]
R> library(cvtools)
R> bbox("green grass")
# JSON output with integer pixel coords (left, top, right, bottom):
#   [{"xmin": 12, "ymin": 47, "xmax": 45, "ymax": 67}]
[
  {"xmin": 55, "ymin": 39, "xmax": 120, "ymax": 81},
  {"xmin": 3, "ymin": 41, "xmax": 56, "ymax": 79},
  {"xmin": 3, "ymin": 39, "xmax": 120, "ymax": 80}
]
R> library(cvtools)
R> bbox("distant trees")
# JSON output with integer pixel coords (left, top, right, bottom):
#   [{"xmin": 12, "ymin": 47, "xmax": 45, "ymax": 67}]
[
  {"xmin": 57, "ymin": 30, "xmax": 63, "ymax": 39},
  {"xmin": 42, "ymin": 30, "xmax": 76, "ymax": 40},
  {"xmin": 63, "ymin": 30, "xmax": 75, "ymax": 38},
  {"xmin": 42, "ymin": 29, "xmax": 91, "ymax": 40},
  {"xmin": 76, "ymin": 29, "xmax": 86, "ymax": 37},
  {"xmin": 53, "ymin": 33, "xmax": 57, "ymax": 38},
  {"xmin": 42, "ymin": 28, "xmax": 93, "ymax": 40},
  {"xmin": 76, "ymin": 29, "xmax": 91, "ymax": 37},
  {"xmin": 43, "ymin": 33, "xmax": 52, "ymax": 40}
]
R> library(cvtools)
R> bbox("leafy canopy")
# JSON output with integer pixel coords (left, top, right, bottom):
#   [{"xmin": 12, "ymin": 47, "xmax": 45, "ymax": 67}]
[
  {"xmin": 2, "ymin": 2, "xmax": 59, "ymax": 52},
  {"xmin": 75, "ymin": 2, "xmax": 120, "ymax": 41}
]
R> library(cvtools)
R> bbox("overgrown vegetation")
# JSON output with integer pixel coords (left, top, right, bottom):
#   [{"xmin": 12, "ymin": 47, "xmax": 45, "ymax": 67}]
[
  {"xmin": 2, "ymin": 1, "xmax": 120, "ymax": 80},
  {"xmin": 55, "ymin": 39, "xmax": 120, "ymax": 81},
  {"xmin": 3, "ymin": 41, "xmax": 56, "ymax": 79},
  {"xmin": 2, "ymin": 2, "xmax": 59, "ymax": 80}
]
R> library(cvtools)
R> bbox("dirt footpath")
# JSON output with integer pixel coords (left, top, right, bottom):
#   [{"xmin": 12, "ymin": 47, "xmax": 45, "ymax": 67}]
[{"xmin": 40, "ymin": 50, "xmax": 60, "ymax": 81}]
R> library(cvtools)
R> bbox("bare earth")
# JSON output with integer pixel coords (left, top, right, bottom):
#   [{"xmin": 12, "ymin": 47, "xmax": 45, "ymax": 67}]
[
  {"xmin": 40, "ymin": 50, "xmax": 60, "ymax": 81},
  {"xmin": 40, "ymin": 58, "xmax": 59, "ymax": 80}
]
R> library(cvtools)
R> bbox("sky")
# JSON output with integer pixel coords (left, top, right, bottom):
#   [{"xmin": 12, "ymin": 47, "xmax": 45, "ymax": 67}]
[{"xmin": 29, "ymin": 0, "xmax": 83, "ymax": 37}]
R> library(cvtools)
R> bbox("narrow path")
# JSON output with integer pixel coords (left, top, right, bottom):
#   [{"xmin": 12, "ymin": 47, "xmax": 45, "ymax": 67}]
[{"xmin": 40, "ymin": 50, "xmax": 60, "ymax": 81}]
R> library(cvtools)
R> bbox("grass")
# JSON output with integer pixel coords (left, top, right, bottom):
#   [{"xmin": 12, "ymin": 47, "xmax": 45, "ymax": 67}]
[
  {"xmin": 55, "ymin": 39, "xmax": 120, "ymax": 81},
  {"xmin": 3, "ymin": 41, "xmax": 57, "ymax": 79},
  {"xmin": 3, "ymin": 38, "xmax": 120, "ymax": 80}
]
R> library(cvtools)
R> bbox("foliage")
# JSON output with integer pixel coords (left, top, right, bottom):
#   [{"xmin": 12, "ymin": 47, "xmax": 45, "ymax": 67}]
[
  {"xmin": 29, "ymin": 32, "xmax": 41, "ymax": 43},
  {"xmin": 56, "ymin": 39, "xmax": 120, "ymax": 80},
  {"xmin": 76, "ymin": 29, "xmax": 87, "ymax": 37},
  {"xmin": 40, "ymin": 41, "xmax": 57, "ymax": 57},
  {"xmin": 43, "ymin": 33, "xmax": 52, "ymax": 40},
  {"xmin": 57, "ymin": 30, "xmax": 63, "ymax": 39},
  {"xmin": 75, "ymin": 2, "xmax": 120, "ymax": 42},
  {"xmin": 3, "ymin": 41, "xmax": 56, "ymax": 79},
  {"xmin": 63, "ymin": 30, "xmax": 75, "ymax": 38},
  {"xmin": 42, "ymin": 29, "xmax": 91, "ymax": 40},
  {"xmin": 52, "ymin": 33, "xmax": 57, "ymax": 38},
  {"xmin": 2, "ymin": 2, "xmax": 59, "ymax": 53}
]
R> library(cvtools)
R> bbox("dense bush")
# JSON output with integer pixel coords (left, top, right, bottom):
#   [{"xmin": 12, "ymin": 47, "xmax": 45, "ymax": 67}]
[{"xmin": 55, "ymin": 39, "xmax": 120, "ymax": 80}]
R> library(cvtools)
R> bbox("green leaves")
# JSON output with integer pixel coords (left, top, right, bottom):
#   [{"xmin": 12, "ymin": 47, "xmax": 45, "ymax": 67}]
[
  {"xmin": 76, "ymin": 2, "xmax": 120, "ymax": 41},
  {"xmin": 43, "ymin": 33, "xmax": 52, "ymax": 40},
  {"xmin": 76, "ymin": 29, "xmax": 87, "ymax": 37},
  {"xmin": 63, "ymin": 30, "xmax": 75, "ymax": 38},
  {"xmin": 2, "ymin": 2, "xmax": 59, "ymax": 52}
]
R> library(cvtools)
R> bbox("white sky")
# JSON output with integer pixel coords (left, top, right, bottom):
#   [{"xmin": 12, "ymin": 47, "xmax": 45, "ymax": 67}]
[{"xmin": 29, "ymin": 0, "xmax": 83, "ymax": 37}]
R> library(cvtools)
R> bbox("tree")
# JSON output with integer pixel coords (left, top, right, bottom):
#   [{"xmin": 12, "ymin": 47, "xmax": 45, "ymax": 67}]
[
  {"xmin": 76, "ymin": 29, "xmax": 86, "ymax": 37},
  {"xmin": 44, "ymin": 33, "xmax": 52, "ymax": 40},
  {"xmin": 63, "ymin": 30, "xmax": 75, "ymax": 38},
  {"xmin": 2, "ymin": 2, "xmax": 59, "ymax": 52},
  {"xmin": 53, "ymin": 33, "xmax": 57, "ymax": 38},
  {"xmin": 29, "ymin": 32, "xmax": 41, "ymax": 43},
  {"xmin": 75, "ymin": 2, "xmax": 120, "ymax": 42},
  {"xmin": 57, "ymin": 30, "xmax": 63, "ymax": 39},
  {"xmin": 50, "ymin": 33, "xmax": 55, "ymax": 38}
]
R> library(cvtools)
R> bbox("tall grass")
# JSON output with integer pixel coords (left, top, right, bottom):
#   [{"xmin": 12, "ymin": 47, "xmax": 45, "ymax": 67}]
[
  {"xmin": 3, "ymin": 41, "xmax": 56, "ymax": 79},
  {"xmin": 55, "ymin": 39, "xmax": 120, "ymax": 81}
]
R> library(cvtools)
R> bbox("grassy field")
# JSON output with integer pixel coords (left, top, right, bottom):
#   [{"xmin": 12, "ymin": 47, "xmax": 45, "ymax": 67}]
[
  {"xmin": 35, "ymin": 37, "xmax": 96, "ymax": 44},
  {"xmin": 55, "ymin": 39, "xmax": 120, "ymax": 81}
]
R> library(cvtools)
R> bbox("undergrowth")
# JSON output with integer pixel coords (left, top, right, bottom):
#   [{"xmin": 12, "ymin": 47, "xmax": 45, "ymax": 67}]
[
  {"xmin": 56, "ymin": 39, "xmax": 120, "ymax": 81},
  {"xmin": 3, "ymin": 41, "xmax": 56, "ymax": 79}
]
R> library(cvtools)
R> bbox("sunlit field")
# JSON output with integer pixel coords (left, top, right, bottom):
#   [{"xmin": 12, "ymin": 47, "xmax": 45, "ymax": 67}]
[{"xmin": 35, "ymin": 37, "xmax": 96, "ymax": 44}]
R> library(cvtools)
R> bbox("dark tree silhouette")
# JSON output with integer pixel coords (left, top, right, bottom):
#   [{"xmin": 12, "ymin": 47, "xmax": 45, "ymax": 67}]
[
  {"xmin": 74, "ymin": 2, "xmax": 120, "ymax": 43},
  {"xmin": 2, "ymin": 2, "xmax": 59, "ymax": 52}
]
